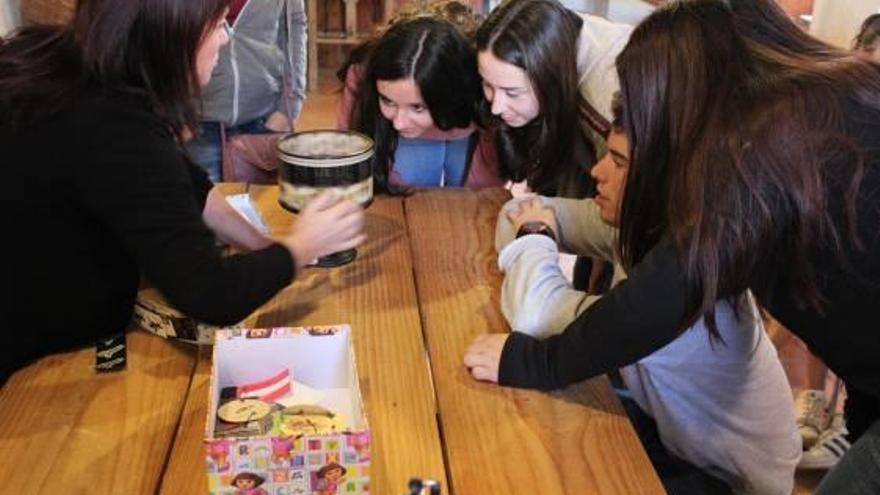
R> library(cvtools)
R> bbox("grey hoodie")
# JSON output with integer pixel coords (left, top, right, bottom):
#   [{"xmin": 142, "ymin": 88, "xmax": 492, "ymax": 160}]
[
  {"xmin": 200, "ymin": 0, "xmax": 307, "ymax": 126},
  {"xmin": 496, "ymin": 196, "xmax": 801, "ymax": 495}
]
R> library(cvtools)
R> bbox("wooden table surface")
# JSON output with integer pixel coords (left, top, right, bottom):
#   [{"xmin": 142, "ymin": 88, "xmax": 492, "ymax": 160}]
[
  {"xmin": 0, "ymin": 186, "xmax": 662, "ymax": 494},
  {"xmin": 161, "ymin": 185, "xmax": 447, "ymax": 495},
  {"xmin": 406, "ymin": 189, "xmax": 664, "ymax": 494}
]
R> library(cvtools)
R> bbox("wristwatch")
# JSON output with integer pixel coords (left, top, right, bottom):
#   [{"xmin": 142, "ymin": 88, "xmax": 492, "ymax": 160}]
[{"xmin": 516, "ymin": 221, "xmax": 557, "ymax": 242}]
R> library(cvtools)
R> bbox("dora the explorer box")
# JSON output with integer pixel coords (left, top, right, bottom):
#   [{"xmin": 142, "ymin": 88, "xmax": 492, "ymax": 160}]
[{"xmin": 205, "ymin": 325, "xmax": 370, "ymax": 495}]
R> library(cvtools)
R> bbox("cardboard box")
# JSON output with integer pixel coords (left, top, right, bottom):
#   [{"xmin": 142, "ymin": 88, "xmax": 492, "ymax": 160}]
[{"xmin": 205, "ymin": 325, "xmax": 370, "ymax": 495}]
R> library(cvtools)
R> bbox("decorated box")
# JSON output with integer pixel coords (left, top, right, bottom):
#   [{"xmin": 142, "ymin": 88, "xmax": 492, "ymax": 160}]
[{"xmin": 205, "ymin": 325, "xmax": 370, "ymax": 495}]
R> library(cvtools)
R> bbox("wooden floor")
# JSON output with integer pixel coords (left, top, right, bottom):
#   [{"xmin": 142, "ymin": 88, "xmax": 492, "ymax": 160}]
[
  {"xmin": 300, "ymin": 66, "xmax": 829, "ymax": 495},
  {"xmin": 768, "ymin": 320, "xmax": 836, "ymax": 495},
  {"xmin": 296, "ymin": 69, "xmax": 344, "ymax": 131}
]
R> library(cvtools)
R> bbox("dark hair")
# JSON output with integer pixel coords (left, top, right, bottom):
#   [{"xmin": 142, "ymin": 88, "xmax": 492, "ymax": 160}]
[
  {"xmin": 855, "ymin": 13, "xmax": 880, "ymax": 51},
  {"xmin": 337, "ymin": 0, "xmax": 483, "ymax": 82},
  {"xmin": 317, "ymin": 462, "xmax": 347, "ymax": 478},
  {"xmin": 615, "ymin": 0, "xmax": 880, "ymax": 336},
  {"xmin": 0, "ymin": 0, "xmax": 227, "ymax": 137},
  {"xmin": 721, "ymin": 0, "xmax": 835, "ymax": 58},
  {"xmin": 342, "ymin": 16, "xmax": 482, "ymax": 193},
  {"xmin": 475, "ymin": 0, "xmax": 593, "ymax": 196},
  {"xmin": 610, "ymin": 92, "xmax": 623, "ymax": 130},
  {"xmin": 231, "ymin": 472, "xmax": 265, "ymax": 487}
]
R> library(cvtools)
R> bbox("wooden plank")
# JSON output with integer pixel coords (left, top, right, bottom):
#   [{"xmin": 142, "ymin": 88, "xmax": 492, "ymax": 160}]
[
  {"xmin": 159, "ymin": 351, "xmax": 214, "ymax": 495},
  {"xmin": 314, "ymin": 34, "xmax": 371, "ymax": 45},
  {"xmin": 384, "ymin": 0, "xmax": 396, "ymax": 23},
  {"xmin": 307, "ymin": 0, "xmax": 318, "ymax": 91},
  {"xmin": 161, "ymin": 187, "xmax": 447, "ymax": 494},
  {"xmin": 404, "ymin": 188, "xmax": 665, "ymax": 494},
  {"xmin": 344, "ymin": 0, "xmax": 359, "ymax": 36},
  {"xmin": 0, "ymin": 331, "xmax": 196, "ymax": 494}
]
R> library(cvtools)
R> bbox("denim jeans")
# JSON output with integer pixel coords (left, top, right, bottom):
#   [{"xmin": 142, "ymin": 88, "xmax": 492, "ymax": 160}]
[
  {"xmin": 618, "ymin": 392, "xmax": 733, "ymax": 495},
  {"xmin": 392, "ymin": 135, "xmax": 471, "ymax": 187},
  {"xmin": 185, "ymin": 116, "xmax": 274, "ymax": 182},
  {"xmin": 816, "ymin": 418, "xmax": 880, "ymax": 494}
]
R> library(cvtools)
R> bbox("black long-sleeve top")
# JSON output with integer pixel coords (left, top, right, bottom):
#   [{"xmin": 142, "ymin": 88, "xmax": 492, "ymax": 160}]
[
  {"xmin": 500, "ymin": 101, "xmax": 880, "ymax": 439},
  {"xmin": 0, "ymin": 89, "xmax": 294, "ymax": 383}
]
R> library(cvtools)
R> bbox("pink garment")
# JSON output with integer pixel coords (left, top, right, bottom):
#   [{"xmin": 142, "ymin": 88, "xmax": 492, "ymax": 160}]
[
  {"xmin": 315, "ymin": 479, "xmax": 339, "ymax": 494},
  {"xmin": 337, "ymin": 65, "xmax": 505, "ymax": 188},
  {"xmin": 227, "ymin": 0, "xmax": 247, "ymax": 24}
]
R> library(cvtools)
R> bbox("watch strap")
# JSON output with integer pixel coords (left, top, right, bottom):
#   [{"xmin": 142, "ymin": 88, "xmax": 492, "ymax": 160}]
[{"xmin": 516, "ymin": 221, "xmax": 557, "ymax": 242}]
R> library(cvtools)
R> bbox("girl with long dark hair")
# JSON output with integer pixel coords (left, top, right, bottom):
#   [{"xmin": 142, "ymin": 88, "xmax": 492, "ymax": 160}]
[
  {"xmin": 493, "ymin": 96, "xmax": 799, "ymax": 493},
  {"xmin": 475, "ymin": 0, "xmax": 631, "ymax": 197},
  {"xmin": 466, "ymin": 1, "xmax": 880, "ymax": 492},
  {"xmin": 337, "ymin": 3, "xmax": 504, "ymax": 192},
  {"xmin": 476, "ymin": 0, "xmax": 632, "ymax": 292},
  {"xmin": 0, "ymin": 0, "xmax": 365, "ymax": 383}
]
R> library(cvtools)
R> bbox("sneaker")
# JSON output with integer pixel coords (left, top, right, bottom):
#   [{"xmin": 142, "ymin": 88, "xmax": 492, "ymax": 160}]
[
  {"xmin": 794, "ymin": 389, "xmax": 828, "ymax": 449},
  {"xmin": 798, "ymin": 415, "xmax": 850, "ymax": 470}
]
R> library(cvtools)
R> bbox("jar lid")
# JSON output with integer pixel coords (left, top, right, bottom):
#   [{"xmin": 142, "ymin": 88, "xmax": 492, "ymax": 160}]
[{"xmin": 278, "ymin": 130, "xmax": 374, "ymax": 162}]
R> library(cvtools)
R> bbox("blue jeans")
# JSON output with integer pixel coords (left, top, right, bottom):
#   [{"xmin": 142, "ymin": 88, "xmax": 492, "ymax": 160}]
[
  {"xmin": 618, "ymin": 392, "xmax": 732, "ymax": 495},
  {"xmin": 816, "ymin": 418, "xmax": 880, "ymax": 494},
  {"xmin": 185, "ymin": 116, "xmax": 274, "ymax": 182},
  {"xmin": 392, "ymin": 136, "xmax": 471, "ymax": 187}
]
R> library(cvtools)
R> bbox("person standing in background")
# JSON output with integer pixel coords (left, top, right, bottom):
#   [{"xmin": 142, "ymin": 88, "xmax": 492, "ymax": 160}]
[{"xmin": 187, "ymin": 0, "xmax": 307, "ymax": 182}]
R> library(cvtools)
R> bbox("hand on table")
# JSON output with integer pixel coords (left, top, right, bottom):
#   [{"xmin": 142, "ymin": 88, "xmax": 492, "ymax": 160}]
[{"xmin": 463, "ymin": 333, "xmax": 510, "ymax": 383}]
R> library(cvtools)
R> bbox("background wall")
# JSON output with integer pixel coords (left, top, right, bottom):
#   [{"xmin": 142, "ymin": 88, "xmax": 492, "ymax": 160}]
[
  {"xmin": 0, "ymin": 0, "xmax": 22, "ymax": 36},
  {"xmin": 811, "ymin": 0, "xmax": 880, "ymax": 47},
  {"xmin": 4, "ymin": 0, "xmax": 880, "ymax": 61},
  {"xmin": 777, "ymin": 0, "xmax": 815, "ymax": 17}
]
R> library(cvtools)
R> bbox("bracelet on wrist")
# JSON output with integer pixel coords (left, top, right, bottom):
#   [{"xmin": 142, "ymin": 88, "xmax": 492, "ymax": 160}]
[{"xmin": 515, "ymin": 221, "xmax": 557, "ymax": 242}]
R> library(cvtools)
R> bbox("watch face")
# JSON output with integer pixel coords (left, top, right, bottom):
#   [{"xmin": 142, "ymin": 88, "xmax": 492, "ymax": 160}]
[{"xmin": 217, "ymin": 398, "xmax": 273, "ymax": 424}]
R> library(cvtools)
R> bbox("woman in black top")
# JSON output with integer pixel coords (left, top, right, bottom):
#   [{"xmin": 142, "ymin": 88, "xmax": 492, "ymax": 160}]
[
  {"xmin": 465, "ymin": 1, "xmax": 880, "ymax": 492},
  {"xmin": 0, "ymin": 0, "xmax": 365, "ymax": 383}
]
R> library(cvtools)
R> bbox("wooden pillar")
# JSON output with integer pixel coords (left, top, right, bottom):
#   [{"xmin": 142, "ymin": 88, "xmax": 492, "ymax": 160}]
[
  {"xmin": 307, "ymin": 0, "xmax": 318, "ymax": 91},
  {"xmin": 384, "ymin": 0, "xmax": 396, "ymax": 23},
  {"xmin": 344, "ymin": 0, "xmax": 359, "ymax": 36}
]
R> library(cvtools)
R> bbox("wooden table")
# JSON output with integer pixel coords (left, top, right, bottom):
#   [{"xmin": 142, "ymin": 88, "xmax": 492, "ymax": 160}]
[{"xmin": 0, "ymin": 186, "xmax": 663, "ymax": 494}]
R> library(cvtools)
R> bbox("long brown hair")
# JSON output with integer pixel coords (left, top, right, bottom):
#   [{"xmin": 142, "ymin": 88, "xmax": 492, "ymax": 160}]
[
  {"xmin": 475, "ymin": 0, "xmax": 593, "ymax": 196},
  {"xmin": 0, "ymin": 0, "xmax": 227, "ymax": 137},
  {"xmin": 615, "ymin": 0, "xmax": 880, "ymax": 336}
]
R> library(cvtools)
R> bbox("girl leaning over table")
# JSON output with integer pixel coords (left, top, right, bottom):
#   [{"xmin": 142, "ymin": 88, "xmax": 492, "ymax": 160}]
[
  {"xmin": 337, "ymin": 1, "xmax": 506, "ymax": 192},
  {"xmin": 0, "ymin": 0, "xmax": 365, "ymax": 384},
  {"xmin": 466, "ymin": 1, "xmax": 880, "ymax": 494},
  {"xmin": 493, "ymin": 94, "xmax": 799, "ymax": 494},
  {"xmin": 475, "ymin": 0, "xmax": 635, "ymax": 292}
]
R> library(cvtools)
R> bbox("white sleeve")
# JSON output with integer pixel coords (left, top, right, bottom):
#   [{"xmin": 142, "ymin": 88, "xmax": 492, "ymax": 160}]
[
  {"xmin": 499, "ymin": 235, "xmax": 603, "ymax": 338},
  {"xmin": 495, "ymin": 196, "xmax": 617, "ymax": 260}
]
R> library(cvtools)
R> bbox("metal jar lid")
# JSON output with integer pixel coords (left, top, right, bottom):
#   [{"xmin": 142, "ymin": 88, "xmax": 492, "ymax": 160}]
[{"xmin": 277, "ymin": 130, "xmax": 374, "ymax": 168}]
